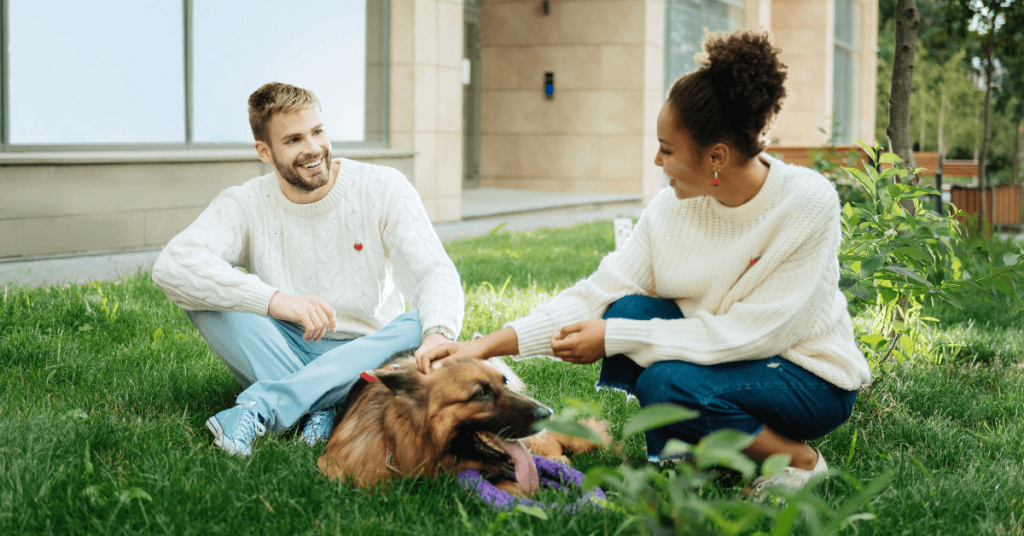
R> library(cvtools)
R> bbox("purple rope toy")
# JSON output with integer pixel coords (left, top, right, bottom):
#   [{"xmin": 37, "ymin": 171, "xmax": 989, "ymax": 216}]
[{"xmin": 457, "ymin": 455, "xmax": 606, "ymax": 512}]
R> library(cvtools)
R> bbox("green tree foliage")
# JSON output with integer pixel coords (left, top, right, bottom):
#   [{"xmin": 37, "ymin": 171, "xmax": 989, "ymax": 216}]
[{"xmin": 875, "ymin": 0, "xmax": 1024, "ymax": 182}]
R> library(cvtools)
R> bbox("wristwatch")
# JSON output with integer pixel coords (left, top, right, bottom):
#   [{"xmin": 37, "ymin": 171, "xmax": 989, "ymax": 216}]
[{"xmin": 422, "ymin": 326, "xmax": 455, "ymax": 341}]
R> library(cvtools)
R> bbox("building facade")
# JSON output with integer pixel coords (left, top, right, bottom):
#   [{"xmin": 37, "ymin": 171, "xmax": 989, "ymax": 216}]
[{"xmin": 0, "ymin": 0, "xmax": 876, "ymax": 259}]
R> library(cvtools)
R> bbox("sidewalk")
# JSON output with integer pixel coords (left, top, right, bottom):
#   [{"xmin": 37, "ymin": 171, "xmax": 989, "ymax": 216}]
[{"xmin": 0, "ymin": 188, "xmax": 644, "ymax": 287}]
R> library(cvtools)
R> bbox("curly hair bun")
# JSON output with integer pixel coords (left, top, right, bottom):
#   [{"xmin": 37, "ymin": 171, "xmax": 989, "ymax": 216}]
[
  {"xmin": 668, "ymin": 30, "xmax": 787, "ymax": 158},
  {"xmin": 702, "ymin": 31, "xmax": 787, "ymax": 128}
]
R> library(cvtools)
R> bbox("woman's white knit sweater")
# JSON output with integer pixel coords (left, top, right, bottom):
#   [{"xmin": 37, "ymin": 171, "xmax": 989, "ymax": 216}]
[
  {"xmin": 152, "ymin": 158, "xmax": 464, "ymax": 340},
  {"xmin": 508, "ymin": 154, "xmax": 871, "ymax": 391}
]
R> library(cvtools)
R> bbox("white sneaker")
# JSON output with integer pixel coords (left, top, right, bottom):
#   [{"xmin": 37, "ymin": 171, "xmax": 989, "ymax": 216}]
[{"xmin": 748, "ymin": 448, "xmax": 827, "ymax": 498}]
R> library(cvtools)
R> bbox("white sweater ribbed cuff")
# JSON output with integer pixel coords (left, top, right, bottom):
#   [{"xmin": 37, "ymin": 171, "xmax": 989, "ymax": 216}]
[
  {"xmin": 604, "ymin": 318, "xmax": 651, "ymax": 364},
  {"xmin": 239, "ymin": 283, "xmax": 279, "ymax": 317},
  {"xmin": 507, "ymin": 313, "xmax": 557, "ymax": 359}
]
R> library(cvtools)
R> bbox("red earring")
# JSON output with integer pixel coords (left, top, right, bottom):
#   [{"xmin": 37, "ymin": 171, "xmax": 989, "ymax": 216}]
[{"xmin": 711, "ymin": 169, "xmax": 721, "ymax": 187}]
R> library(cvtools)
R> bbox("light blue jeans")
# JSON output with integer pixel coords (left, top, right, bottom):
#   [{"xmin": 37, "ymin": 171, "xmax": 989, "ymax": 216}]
[{"xmin": 187, "ymin": 309, "xmax": 422, "ymax": 432}]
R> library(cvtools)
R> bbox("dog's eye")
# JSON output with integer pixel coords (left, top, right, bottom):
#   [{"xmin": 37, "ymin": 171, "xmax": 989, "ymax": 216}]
[{"xmin": 472, "ymin": 388, "xmax": 490, "ymax": 401}]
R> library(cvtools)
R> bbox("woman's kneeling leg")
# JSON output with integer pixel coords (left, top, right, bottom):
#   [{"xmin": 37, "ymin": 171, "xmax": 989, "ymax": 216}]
[{"xmin": 634, "ymin": 357, "xmax": 856, "ymax": 460}]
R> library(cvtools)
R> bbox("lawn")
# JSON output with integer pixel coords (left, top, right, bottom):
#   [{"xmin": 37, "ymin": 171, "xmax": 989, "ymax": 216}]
[{"xmin": 1, "ymin": 221, "xmax": 1022, "ymax": 535}]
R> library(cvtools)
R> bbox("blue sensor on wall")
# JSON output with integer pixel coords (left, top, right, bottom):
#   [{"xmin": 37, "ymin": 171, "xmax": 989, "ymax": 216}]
[{"xmin": 544, "ymin": 72, "xmax": 554, "ymax": 99}]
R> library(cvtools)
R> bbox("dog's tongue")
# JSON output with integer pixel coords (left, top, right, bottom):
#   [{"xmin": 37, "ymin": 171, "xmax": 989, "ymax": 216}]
[{"xmin": 501, "ymin": 438, "xmax": 539, "ymax": 494}]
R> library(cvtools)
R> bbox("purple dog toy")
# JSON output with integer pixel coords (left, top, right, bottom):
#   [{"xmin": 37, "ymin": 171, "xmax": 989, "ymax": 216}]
[{"xmin": 457, "ymin": 455, "xmax": 606, "ymax": 512}]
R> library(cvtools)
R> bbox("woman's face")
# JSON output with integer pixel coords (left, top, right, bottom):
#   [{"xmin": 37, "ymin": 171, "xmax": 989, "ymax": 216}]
[{"xmin": 654, "ymin": 102, "xmax": 713, "ymax": 200}]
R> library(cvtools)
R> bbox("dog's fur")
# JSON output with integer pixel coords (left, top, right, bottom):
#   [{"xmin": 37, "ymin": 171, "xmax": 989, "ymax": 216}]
[
  {"xmin": 520, "ymin": 417, "xmax": 612, "ymax": 465},
  {"xmin": 317, "ymin": 357, "xmax": 553, "ymax": 489}
]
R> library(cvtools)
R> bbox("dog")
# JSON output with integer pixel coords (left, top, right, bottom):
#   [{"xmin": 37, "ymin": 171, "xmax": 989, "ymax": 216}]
[{"xmin": 317, "ymin": 356, "xmax": 555, "ymax": 493}]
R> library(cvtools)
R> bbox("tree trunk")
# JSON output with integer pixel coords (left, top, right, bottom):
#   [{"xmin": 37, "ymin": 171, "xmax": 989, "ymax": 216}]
[
  {"xmin": 886, "ymin": 0, "xmax": 920, "ymax": 184},
  {"xmin": 920, "ymin": 95, "xmax": 926, "ymax": 151},
  {"xmin": 938, "ymin": 93, "xmax": 947, "ymax": 158},
  {"xmin": 1012, "ymin": 97, "xmax": 1023, "ymax": 184},
  {"xmin": 977, "ymin": 0, "xmax": 997, "ymax": 235}
]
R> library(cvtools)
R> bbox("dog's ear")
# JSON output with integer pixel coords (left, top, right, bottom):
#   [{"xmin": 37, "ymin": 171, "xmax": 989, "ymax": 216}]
[{"xmin": 375, "ymin": 366, "xmax": 424, "ymax": 399}]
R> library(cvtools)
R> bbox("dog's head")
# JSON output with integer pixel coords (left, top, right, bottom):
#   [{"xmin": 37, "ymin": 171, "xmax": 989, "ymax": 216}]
[{"xmin": 375, "ymin": 358, "xmax": 552, "ymax": 489}]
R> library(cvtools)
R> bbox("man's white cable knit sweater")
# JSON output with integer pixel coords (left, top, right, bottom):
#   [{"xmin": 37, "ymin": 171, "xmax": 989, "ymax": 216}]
[
  {"xmin": 509, "ymin": 154, "xmax": 871, "ymax": 391},
  {"xmin": 152, "ymin": 158, "xmax": 463, "ymax": 340}
]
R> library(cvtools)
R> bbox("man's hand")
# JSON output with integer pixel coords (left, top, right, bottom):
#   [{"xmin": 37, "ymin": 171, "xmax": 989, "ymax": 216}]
[
  {"xmin": 268, "ymin": 291, "xmax": 337, "ymax": 342},
  {"xmin": 550, "ymin": 320, "xmax": 607, "ymax": 365},
  {"xmin": 414, "ymin": 332, "xmax": 452, "ymax": 361}
]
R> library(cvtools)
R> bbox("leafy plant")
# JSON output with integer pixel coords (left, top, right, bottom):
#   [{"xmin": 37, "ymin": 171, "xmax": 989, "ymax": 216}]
[
  {"xmin": 544, "ymin": 404, "xmax": 891, "ymax": 535},
  {"xmin": 837, "ymin": 141, "xmax": 1024, "ymax": 373}
]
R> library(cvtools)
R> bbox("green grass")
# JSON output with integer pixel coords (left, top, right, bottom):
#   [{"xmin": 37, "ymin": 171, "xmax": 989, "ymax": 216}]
[{"xmin": 1, "ymin": 221, "xmax": 1023, "ymax": 534}]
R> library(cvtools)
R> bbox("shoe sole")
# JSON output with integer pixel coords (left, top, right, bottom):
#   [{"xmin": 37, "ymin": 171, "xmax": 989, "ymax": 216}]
[{"xmin": 206, "ymin": 416, "xmax": 247, "ymax": 456}]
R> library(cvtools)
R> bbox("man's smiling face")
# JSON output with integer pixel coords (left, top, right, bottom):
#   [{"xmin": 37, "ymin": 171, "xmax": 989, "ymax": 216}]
[{"xmin": 258, "ymin": 106, "xmax": 333, "ymax": 195}]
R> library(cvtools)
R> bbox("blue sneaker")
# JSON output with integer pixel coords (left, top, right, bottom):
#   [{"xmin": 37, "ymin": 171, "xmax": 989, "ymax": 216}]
[
  {"xmin": 299, "ymin": 408, "xmax": 335, "ymax": 446},
  {"xmin": 206, "ymin": 402, "xmax": 267, "ymax": 456}
]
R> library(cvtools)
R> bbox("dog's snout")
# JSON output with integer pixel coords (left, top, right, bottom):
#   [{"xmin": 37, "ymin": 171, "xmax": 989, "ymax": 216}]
[{"xmin": 533, "ymin": 405, "xmax": 554, "ymax": 421}]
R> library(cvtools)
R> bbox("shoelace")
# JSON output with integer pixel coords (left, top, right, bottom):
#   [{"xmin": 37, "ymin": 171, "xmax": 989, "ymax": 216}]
[{"xmin": 233, "ymin": 410, "xmax": 267, "ymax": 442}]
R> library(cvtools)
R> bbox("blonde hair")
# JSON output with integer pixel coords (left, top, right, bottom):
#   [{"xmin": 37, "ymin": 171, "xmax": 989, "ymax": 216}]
[{"xmin": 247, "ymin": 82, "xmax": 320, "ymax": 144}]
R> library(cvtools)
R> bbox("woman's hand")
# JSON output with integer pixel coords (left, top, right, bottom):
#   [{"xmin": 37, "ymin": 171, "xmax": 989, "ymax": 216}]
[
  {"xmin": 417, "ymin": 339, "xmax": 482, "ymax": 373},
  {"xmin": 550, "ymin": 320, "xmax": 607, "ymax": 365},
  {"xmin": 417, "ymin": 327, "xmax": 520, "ymax": 374}
]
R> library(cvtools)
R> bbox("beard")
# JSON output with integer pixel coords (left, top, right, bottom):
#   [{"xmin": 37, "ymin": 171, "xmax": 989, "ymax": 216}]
[{"xmin": 274, "ymin": 148, "xmax": 333, "ymax": 193}]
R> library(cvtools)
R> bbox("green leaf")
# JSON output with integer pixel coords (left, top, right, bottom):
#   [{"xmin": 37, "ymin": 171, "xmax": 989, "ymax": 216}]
[
  {"xmin": 118, "ymin": 487, "xmax": 153, "ymax": 504},
  {"xmin": 883, "ymin": 265, "xmax": 932, "ymax": 287},
  {"xmin": 845, "ymin": 428, "xmax": 858, "ymax": 467},
  {"xmin": 879, "ymin": 152, "xmax": 902, "ymax": 164},
  {"xmin": 694, "ymin": 429, "xmax": 757, "ymax": 478},
  {"xmin": 860, "ymin": 256, "xmax": 885, "ymax": 278},
  {"xmin": 761, "ymin": 454, "xmax": 791, "ymax": 476},
  {"xmin": 854, "ymin": 140, "xmax": 876, "ymax": 162},
  {"xmin": 537, "ymin": 419, "xmax": 607, "ymax": 446},
  {"xmin": 513, "ymin": 505, "xmax": 549, "ymax": 520},
  {"xmin": 620, "ymin": 403, "xmax": 699, "ymax": 438},
  {"xmin": 859, "ymin": 334, "xmax": 887, "ymax": 348},
  {"xmin": 1003, "ymin": 253, "xmax": 1020, "ymax": 266},
  {"xmin": 152, "ymin": 328, "xmax": 163, "ymax": 343},
  {"xmin": 772, "ymin": 504, "xmax": 800, "ymax": 536},
  {"xmin": 658, "ymin": 438, "xmax": 694, "ymax": 459},
  {"xmin": 894, "ymin": 246, "xmax": 932, "ymax": 263},
  {"xmin": 84, "ymin": 442, "xmax": 94, "ymax": 476}
]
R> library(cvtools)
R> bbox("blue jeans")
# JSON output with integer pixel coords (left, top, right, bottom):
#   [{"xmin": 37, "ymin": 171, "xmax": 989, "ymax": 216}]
[
  {"xmin": 597, "ymin": 295, "xmax": 857, "ymax": 460},
  {"xmin": 187, "ymin": 309, "xmax": 422, "ymax": 432}
]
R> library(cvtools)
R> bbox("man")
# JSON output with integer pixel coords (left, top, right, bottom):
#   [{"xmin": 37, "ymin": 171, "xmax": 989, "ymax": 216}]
[{"xmin": 152, "ymin": 82, "xmax": 463, "ymax": 455}]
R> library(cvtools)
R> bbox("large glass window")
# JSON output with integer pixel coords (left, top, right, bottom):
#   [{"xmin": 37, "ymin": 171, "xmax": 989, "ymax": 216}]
[
  {"xmin": 665, "ymin": 0, "xmax": 745, "ymax": 93},
  {"xmin": 8, "ymin": 0, "xmax": 185, "ymax": 145},
  {"xmin": 1, "ymin": 0, "xmax": 385, "ymax": 149},
  {"xmin": 832, "ymin": 0, "xmax": 861, "ymax": 144},
  {"xmin": 192, "ymin": 0, "xmax": 366, "ymax": 143}
]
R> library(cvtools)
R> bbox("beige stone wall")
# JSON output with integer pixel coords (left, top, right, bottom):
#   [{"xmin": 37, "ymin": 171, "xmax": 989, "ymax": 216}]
[
  {"xmin": 478, "ymin": 0, "xmax": 665, "ymax": 199},
  {"xmin": 0, "ymin": 150, "xmax": 414, "ymax": 259},
  {"xmin": 390, "ymin": 0, "xmax": 464, "ymax": 222},
  {"xmin": 770, "ymin": 0, "xmax": 834, "ymax": 146},
  {"xmin": 768, "ymin": 0, "xmax": 877, "ymax": 146}
]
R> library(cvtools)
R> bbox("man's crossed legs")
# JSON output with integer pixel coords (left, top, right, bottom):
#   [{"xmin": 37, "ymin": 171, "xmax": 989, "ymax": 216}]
[{"xmin": 188, "ymin": 309, "xmax": 422, "ymax": 455}]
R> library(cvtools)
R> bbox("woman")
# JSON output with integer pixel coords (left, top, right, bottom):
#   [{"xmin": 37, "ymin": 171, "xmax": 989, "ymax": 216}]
[{"xmin": 419, "ymin": 30, "xmax": 871, "ymax": 493}]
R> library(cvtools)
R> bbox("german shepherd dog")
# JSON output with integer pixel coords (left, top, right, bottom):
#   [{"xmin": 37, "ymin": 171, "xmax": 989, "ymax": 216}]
[{"xmin": 317, "ymin": 356, "xmax": 554, "ymax": 493}]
